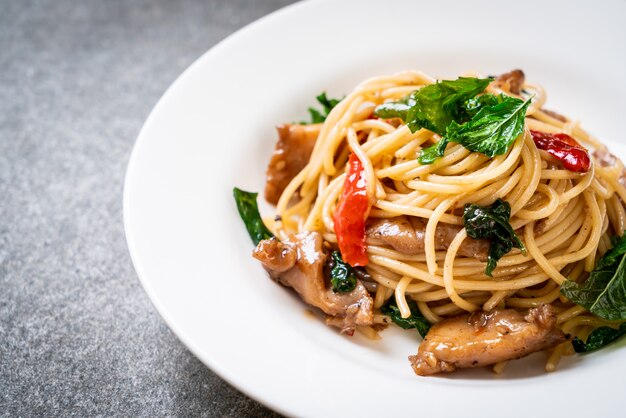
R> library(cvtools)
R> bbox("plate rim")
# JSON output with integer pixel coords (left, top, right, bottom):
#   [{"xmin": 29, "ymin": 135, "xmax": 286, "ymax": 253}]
[{"xmin": 123, "ymin": 0, "xmax": 626, "ymax": 416}]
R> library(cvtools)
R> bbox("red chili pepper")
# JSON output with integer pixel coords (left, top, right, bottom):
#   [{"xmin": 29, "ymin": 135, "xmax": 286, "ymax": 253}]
[
  {"xmin": 530, "ymin": 130, "xmax": 591, "ymax": 173},
  {"xmin": 333, "ymin": 153, "xmax": 371, "ymax": 267}
]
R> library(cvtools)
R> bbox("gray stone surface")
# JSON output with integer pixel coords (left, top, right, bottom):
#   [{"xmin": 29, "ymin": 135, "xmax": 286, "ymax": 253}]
[{"xmin": 0, "ymin": 0, "xmax": 296, "ymax": 416}]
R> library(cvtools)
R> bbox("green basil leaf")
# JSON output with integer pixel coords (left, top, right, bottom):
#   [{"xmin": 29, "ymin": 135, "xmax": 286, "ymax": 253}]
[
  {"xmin": 572, "ymin": 323, "xmax": 626, "ymax": 353},
  {"xmin": 316, "ymin": 91, "xmax": 342, "ymax": 114},
  {"xmin": 302, "ymin": 92, "xmax": 343, "ymax": 124},
  {"xmin": 329, "ymin": 251, "xmax": 357, "ymax": 293},
  {"xmin": 445, "ymin": 96, "xmax": 531, "ymax": 158},
  {"xmin": 233, "ymin": 187, "xmax": 273, "ymax": 245},
  {"xmin": 381, "ymin": 296, "xmax": 431, "ymax": 338},
  {"xmin": 373, "ymin": 94, "xmax": 416, "ymax": 121},
  {"xmin": 415, "ymin": 94, "xmax": 504, "ymax": 165},
  {"xmin": 463, "ymin": 198, "xmax": 526, "ymax": 276},
  {"xmin": 374, "ymin": 77, "xmax": 491, "ymax": 135},
  {"xmin": 486, "ymin": 239, "xmax": 515, "ymax": 277},
  {"xmin": 561, "ymin": 234, "xmax": 626, "ymax": 320},
  {"xmin": 598, "ymin": 234, "xmax": 626, "ymax": 268},
  {"xmin": 307, "ymin": 108, "xmax": 326, "ymax": 124},
  {"xmin": 459, "ymin": 93, "xmax": 504, "ymax": 121},
  {"xmin": 417, "ymin": 138, "xmax": 449, "ymax": 165}
]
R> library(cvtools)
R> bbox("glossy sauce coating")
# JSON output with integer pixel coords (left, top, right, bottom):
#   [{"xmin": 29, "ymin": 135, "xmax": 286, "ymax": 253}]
[
  {"xmin": 333, "ymin": 154, "xmax": 371, "ymax": 267},
  {"xmin": 253, "ymin": 231, "xmax": 373, "ymax": 334},
  {"xmin": 531, "ymin": 130, "xmax": 590, "ymax": 173},
  {"xmin": 409, "ymin": 304, "xmax": 567, "ymax": 375},
  {"xmin": 265, "ymin": 124, "xmax": 320, "ymax": 205},
  {"xmin": 366, "ymin": 216, "xmax": 489, "ymax": 259}
]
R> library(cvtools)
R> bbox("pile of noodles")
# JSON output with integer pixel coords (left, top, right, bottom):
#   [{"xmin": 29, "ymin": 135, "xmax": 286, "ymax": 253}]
[{"xmin": 265, "ymin": 70, "xmax": 626, "ymax": 372}]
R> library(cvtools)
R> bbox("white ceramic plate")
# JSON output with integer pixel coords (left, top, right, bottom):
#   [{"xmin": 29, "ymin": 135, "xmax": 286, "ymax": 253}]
[{"xmin": 124, "ymin": 0, "xmax": 626, "ymax": 416}]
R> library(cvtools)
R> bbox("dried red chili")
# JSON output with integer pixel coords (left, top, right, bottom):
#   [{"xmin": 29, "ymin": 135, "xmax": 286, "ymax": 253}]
[
  {"xmin": 530, "ymin": 130, "xmax": 591, "ymax": 173},
  {"xmin": 333, "ymin": 153, "xmax": 371, "ymax": 267}
]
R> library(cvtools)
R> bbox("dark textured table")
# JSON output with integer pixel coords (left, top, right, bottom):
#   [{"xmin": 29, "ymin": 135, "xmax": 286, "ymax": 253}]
[{"xmin": 0, "ymin": 1, "xmax": 296, "ymax": 416}]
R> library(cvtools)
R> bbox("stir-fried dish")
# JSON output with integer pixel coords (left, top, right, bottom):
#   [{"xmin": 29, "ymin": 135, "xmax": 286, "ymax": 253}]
[{"xmin": 234, "ymin": 70, "xmax": 626, "ymax": 375}]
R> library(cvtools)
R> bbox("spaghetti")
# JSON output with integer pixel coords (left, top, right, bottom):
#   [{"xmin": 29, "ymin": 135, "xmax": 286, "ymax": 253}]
[{"xmin": 249, "ymin": 70, "xmax": 626, "ymax": 374}]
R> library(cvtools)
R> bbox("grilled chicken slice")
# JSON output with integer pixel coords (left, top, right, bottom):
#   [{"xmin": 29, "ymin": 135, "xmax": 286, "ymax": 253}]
[
  {"xmin": 253, "ymin": 231, "xmax": 373, "ymax": 334},
  {"xmin": 264, "ymin": 123, "xmax": 321, "ymax": 205},
  {"xmin": 409, "ymin": 304, "xmax": 567, "ymax": 375},
  {"xmin": 366, "ymin": 216, "xmax": 489, "ymax": 259},
  {"xmin": 495, "ymin": 69, "xmax": 525, "ymax": 95}
]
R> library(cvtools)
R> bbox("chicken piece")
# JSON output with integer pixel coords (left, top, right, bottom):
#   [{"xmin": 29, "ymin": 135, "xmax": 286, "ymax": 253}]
[
  {"xmin": 409, "ymin": 304, "xmax": 567, "ymax": 376},
  {"xmin": 264, "ymin": 123, "xmax": 321, "ymax": 205},
  {"xmin": 495, "ymin": 69, "xmax": 525, "ymax": 95},
  {"xmin": 253, "ymin": 231, "xmax": 373, "ymax": 334},
  {"xmin": 366, "ymin": 216, "xmax": 489, "ymax": 259},
  {"xmin": 366, "ymin": 216, "xmax": 420, "ymax": 254}
]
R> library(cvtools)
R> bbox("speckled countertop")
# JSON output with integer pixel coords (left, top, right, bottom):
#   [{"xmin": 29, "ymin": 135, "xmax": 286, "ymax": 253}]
[{"xmin": 0, "ymin": 1, "xmax": 296, "ymax": 416}]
